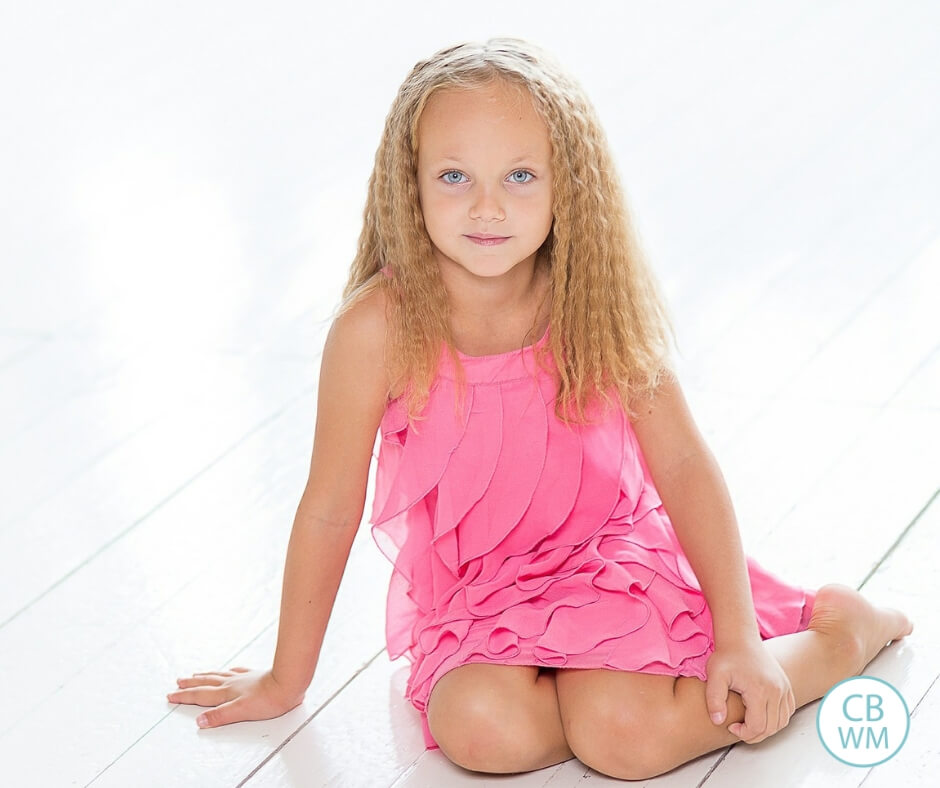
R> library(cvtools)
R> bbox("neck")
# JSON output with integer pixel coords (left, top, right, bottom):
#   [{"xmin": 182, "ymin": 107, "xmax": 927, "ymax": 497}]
[{"xmin": 437, "ymin": 252, "xmax": 546, "ymax": 327}]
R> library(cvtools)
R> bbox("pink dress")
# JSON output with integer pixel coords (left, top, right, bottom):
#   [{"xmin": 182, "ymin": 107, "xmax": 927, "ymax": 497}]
[{"xmin": 368, "ymin": 325, "xmax": 816, "ymax": 751}]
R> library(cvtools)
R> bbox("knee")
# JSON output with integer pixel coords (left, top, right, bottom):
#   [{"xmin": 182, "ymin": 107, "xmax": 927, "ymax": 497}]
[
  {"xmin": 561, "ymin": 692, "xmax": 677, "ymax": 780},
  {"xmin": 427, "ymin": 682, "xmax": 542, "ymax": 774}
]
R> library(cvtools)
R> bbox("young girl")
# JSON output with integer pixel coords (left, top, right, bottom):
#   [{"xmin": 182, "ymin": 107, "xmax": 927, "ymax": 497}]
[{"xmin": 166, "ymin": 38, "xmax": 913, "ymax": 780}]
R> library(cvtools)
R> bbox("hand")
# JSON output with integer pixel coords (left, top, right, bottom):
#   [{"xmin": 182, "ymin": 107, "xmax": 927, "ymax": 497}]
[
  {"xmin": 166, "ymin": 667, "xmax": 304, "ymax": 729},
  {"xmin": 704, "ymin": 641, "xmax": 795, "ymax": 744}
]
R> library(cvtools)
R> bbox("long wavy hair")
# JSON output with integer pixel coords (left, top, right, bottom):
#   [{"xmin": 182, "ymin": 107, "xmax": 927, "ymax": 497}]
[{"xmin": 338, "ymin": 37, "xmax": 677, "ymax": 424}]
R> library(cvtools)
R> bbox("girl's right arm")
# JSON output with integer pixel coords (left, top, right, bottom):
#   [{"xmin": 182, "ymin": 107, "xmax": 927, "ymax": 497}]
[{"xmin": 166, "ymin": 290, "xmax": 390, "ymax": 728}]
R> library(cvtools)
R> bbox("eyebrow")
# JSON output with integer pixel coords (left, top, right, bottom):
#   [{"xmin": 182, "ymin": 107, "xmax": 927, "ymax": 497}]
[{"xmin": 436, "ymin": 154, "xmax": 541, "ymax": 165}]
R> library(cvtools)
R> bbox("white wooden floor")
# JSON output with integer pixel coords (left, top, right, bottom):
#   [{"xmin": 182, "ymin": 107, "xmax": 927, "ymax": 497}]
[{"xmin": 0, "ymin": 1, "xmax": 937, "ymax": 786}]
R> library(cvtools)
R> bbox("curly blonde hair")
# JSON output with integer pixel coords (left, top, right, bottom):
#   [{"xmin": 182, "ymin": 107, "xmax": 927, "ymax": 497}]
[{"xmin": 338, "ymin": 37, "xmax": 677, "ymax": 424}]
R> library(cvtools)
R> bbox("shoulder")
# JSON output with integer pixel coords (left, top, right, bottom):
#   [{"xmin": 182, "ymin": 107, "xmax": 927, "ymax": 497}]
[
  {"xmin": 322, "ymin": 284, "xmax": 391, "ymax": 399},
  {"xmin": 627, "ymin": 368, "xmax": 710, "ymax": 478},
  {"xmin": 626, "ymin": 367, "xmax": 678, "ymax": 422},
  {"xmin": 302, "ymin": 285, "xmax": 391, "ymax": 522},
  {"xmin": 329, "ymin": 284, "xmax": 389, "ymax": 352}
]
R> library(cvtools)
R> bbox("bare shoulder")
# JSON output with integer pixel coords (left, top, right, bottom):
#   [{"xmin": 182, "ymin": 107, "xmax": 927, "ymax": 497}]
[
  {"xmin": 322, "ymin": 286, "xmax": 391, "ymax": 396},
  {"xmin": 626, "ymin": 367, "xmax": 681, "ymax": 422},
  {"xmin": 326, "ymin": 286, "xmax": 389, "ymax": 360},
  {"xmin": 302, "ymin": 285, "xmax": 391, "ymax": 523},
  {"xmin": 317, "ymin": 284, "xmax": 392, "ymax": 427},
  {"xmin": 627, "ymin": 368, "xmax": 711, "ymax": 478}
]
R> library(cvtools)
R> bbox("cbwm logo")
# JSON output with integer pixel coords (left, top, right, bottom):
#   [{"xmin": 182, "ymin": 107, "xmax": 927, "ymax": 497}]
[{"xmin": 816, "ymin": 676, "xmax": 910, "ymax": 766}]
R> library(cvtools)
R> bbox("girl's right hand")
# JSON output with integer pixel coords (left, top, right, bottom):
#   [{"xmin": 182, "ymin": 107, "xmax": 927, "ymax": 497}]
[{"xmin": 166, "ymin": 667, "xmax": 304, "ymax": 729}]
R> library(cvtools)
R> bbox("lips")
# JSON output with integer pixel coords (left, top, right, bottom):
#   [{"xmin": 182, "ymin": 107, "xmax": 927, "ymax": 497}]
[{"xmin": 466, "ymin": 234, "xmax": 510, "ymax": 246}]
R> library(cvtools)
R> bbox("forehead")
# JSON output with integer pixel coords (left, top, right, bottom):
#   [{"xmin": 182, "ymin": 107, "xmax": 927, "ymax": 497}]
[{"xmin": 416, "ymin": 80, "xmax": 551, "ymax": 159}]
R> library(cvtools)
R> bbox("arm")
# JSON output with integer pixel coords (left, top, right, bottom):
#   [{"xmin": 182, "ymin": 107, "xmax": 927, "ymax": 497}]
[
  {"xmin": 167, "ymin": 289, "xmax": 391, "ymax": 727},
  {"xmin": 628, "ymin": 372, "xmax": 758, "ymax": 645},
  {"xmin": 629, "ymin": 371, "xmax": 794, "ymax": 742},
  {"xmin": 271, "ymin": 291, "xmax": 391, "ymax": 695}
]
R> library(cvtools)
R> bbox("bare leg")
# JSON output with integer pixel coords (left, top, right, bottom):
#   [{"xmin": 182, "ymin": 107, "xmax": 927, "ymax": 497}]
[
  {"xmin": 427, "ymin": 663, "xmax": 575, "ymax": 773},
  {"xmin": 556, "ymin": 584, "xmax": 914, "ymax": 780},
  {"xmin": 666, "ymin": 584, "xmax": 914, "ymax": 772}
]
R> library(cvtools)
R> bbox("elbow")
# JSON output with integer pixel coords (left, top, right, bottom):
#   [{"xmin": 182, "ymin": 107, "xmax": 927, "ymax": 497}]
[{"xmin": 295, "ymin": 490, "xmax": 365, "ymax": 533}]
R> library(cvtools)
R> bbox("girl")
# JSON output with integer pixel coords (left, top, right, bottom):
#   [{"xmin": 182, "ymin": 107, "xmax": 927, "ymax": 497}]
[{"xmin": 166, "ymin": 38, "xmax": 913, "ymax": 780}]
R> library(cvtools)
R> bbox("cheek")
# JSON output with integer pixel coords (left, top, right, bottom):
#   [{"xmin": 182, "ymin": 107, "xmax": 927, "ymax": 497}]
[
  {"xmin": 420, "ymin": 196, "xmax": 454, "ymax": 241},
  {"xmin": 537, "ymin": 194, "xmax": 554, "ymax": 230},
  {"xmin": 423, "ymin": 193, "xmax": 457, "ymax": 225}
]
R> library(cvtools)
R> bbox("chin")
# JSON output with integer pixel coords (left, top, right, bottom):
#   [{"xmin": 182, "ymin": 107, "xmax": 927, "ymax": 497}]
[
  {"xmin": 463, "ymin": 262, "xmax": 524, "ymax": 279},
  {"xmin": 434, "ymin": 244, "xmax": 542, "ymax": 280}
]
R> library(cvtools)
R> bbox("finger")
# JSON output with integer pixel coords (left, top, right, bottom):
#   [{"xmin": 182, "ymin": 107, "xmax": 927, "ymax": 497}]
[
  {"xmin": 776, "ymin": 696, "xmax": 789, "ymax": 733},
  {"xmin": 770, "ymin": 688, "xmax": 793, "ymax": 737},
  {"xmin": 753, "ymin": 701, "xmax": 782, "ymax": 743},
  {"xmin": 166, "ymin": 686, "xmax": 228, "ymax": 707},
  {"xmin": 196, "ymin": 696, "xmax": 247, "ymax": 728},
  {"xmin": 732, "ymin": 721, "xmax": 768, "ymax": 745},
  {"xmin": 176, "ymin": 676, "xmax": 224, "ymax": 688},
  {"xmin": 731, "ymin": 699, "xmax": 768, "ymax": 742},
  {"xmin": 780, "ymin": 690, "xmax": 795, "ymax": 730},
  {"xmin": 230, "ymin": 667, "xmax": 252, "ymax": 673},
  {"xmin": 704, "ymin": 675, "xmax": 730, "ymax": 725},
  {"xmin": 778, "ymin": 708, "xmax": 789, "ymax": 735}
]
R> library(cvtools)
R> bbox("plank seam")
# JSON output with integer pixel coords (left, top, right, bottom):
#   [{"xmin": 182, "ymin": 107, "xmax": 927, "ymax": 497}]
[{"xmin": 237, "ymin": 647, "xmax": 386, "ymax": 786}]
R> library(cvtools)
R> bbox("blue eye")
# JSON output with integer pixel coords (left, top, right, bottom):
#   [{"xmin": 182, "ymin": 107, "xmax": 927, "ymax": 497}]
[
  {"xmin": 441, "ymin": 170, "xmax": 467, "ymax": 184},
  {"xmin": 509, "ymin": 170, "xmax": 534, "ymax": 184}
]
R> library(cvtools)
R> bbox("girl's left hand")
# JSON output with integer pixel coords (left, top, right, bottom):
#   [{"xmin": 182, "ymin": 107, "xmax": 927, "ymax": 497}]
[{"xmin": 704, "ymin": 640, "xmax": 795, "ymax": 744}]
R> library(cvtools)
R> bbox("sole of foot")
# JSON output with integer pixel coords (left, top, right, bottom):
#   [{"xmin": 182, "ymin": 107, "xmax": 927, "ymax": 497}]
[{"xmin": 808, "ymin": 583, "xmax": 914, "ymax": 673}]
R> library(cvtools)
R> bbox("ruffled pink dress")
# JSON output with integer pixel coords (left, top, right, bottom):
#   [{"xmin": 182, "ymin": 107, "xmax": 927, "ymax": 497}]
[{"xmin": 368, "ymin": 325, "xmax": 816, "ymax": 751}]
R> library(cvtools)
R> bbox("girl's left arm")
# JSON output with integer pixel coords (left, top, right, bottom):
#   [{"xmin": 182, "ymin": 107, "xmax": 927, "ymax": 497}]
[{"xmin": 629, "ymin": 370, "xmax": 795, "ymax": 744}]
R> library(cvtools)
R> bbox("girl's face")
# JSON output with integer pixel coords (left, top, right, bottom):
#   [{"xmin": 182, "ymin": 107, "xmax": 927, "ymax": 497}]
[{"xmin": 416, "ymin": 80, "xmax": 553, "ymax": 283}]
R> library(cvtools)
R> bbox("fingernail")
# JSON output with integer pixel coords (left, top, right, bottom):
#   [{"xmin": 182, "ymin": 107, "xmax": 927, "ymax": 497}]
[
  {"xmin": 711, "ymin": 712, "xmax": 723, "ymax": 724},
  {"xmin": 197, "ymin": 714, "xmax": 208, "ymax": 727}
]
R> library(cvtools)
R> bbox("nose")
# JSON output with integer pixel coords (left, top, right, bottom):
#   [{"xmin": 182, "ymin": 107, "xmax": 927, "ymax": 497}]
[{"xmin": 468, "ymin": 182, "xmax": 505, "ymax": 223}]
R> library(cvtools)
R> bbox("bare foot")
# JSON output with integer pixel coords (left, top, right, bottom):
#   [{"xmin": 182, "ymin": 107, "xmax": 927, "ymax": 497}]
[{"xmin": 807, "ymin": 583, "xmax": 914, "ymax": 674}]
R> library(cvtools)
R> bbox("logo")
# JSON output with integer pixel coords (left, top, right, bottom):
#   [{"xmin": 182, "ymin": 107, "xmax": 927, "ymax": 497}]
[{"xmin": 816, "ymin": 676, "xmax": 909, "ymax": 766}]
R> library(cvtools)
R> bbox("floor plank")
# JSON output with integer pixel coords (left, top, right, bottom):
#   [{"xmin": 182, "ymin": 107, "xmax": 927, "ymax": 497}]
[
  {"xmin": 0, "ymin": 351, "xmax": 313, "ymax": 626},
  {"xmin": 244, "ymin": 656, "xmax": 427, "ymax": 788},
  {"xmin": 0, "ymin": 370, "xmax": 390, "ymax": 785},
  {"xmin": 86, "ymin": 527, "xmax": 390, "ymax": 787}
]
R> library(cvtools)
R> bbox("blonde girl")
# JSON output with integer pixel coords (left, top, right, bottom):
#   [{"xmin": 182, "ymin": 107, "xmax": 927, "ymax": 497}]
[{"xmin": 166, "ymin": 38, "xmax": 913, "ymax": 781}]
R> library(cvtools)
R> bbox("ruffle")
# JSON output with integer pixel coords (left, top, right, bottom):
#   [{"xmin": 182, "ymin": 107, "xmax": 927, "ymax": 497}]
[{"xmin": 369, "ymin": 335, "xmax": 815, "ymax": 751}]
